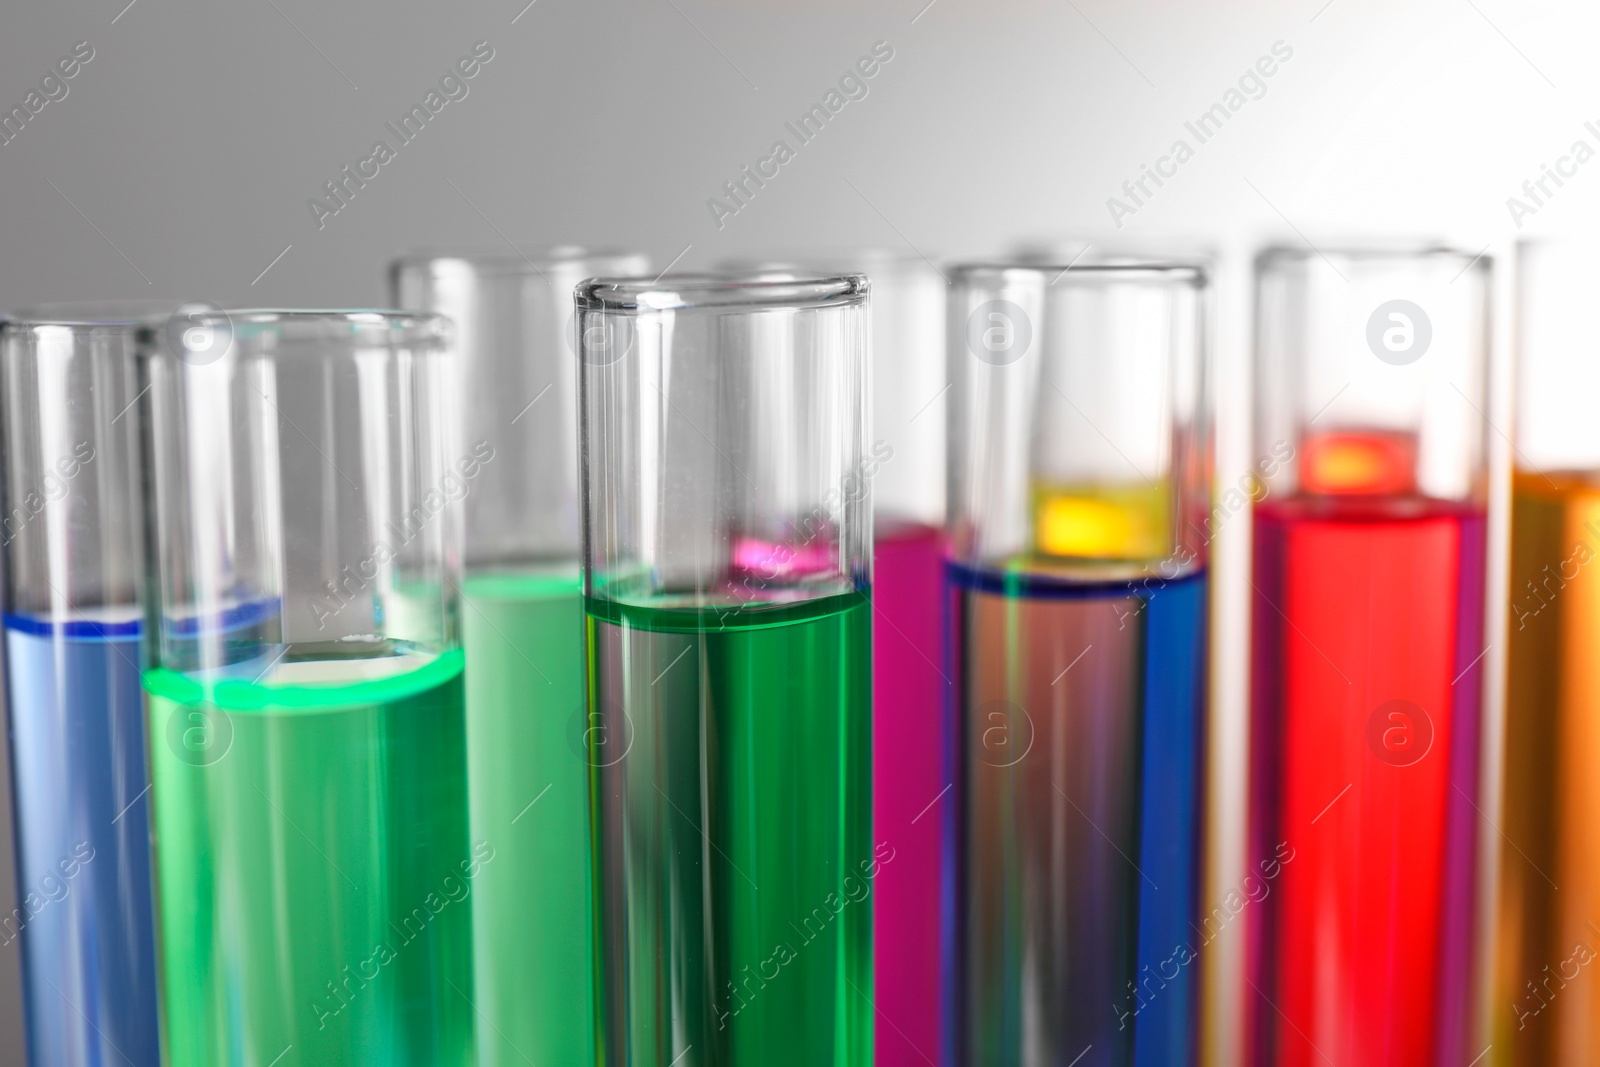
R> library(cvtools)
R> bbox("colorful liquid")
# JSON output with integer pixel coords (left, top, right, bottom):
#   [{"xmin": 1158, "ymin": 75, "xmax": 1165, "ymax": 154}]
[
  {"xmin": 950, "ymin": 564, "xmax": 1207, "ymax": 1067},
  {"xmin": 1031, "ymin": 483, "xmax": 1172, "ymax": 560},
  {"xmin": 460, "ymin": 569, "xmax": 591, "ymax": 1066},
  {"xmin": 1297, "ymin": 431, "xmax": 1417, "ymax": 496},
  {"xmin": 1247, "ymin": 495, "xmax": 1486, "ymax": 1067},
  {"xmin": 1494, "ymin": 471, "xmax": 1600, "ymax": 1063},
  {"xmin": 4, "ymin": 613, "xmax": 160, "ymax": 1066},
  {"xmin": 588, "ymin": 591, "xmax": 873, "ymax": 1067},
  {"xmin": 145, "ymin": 647, "xmax": 474, "ymax": 1067},
  {"xmin": 872, "ymin": 521, "xmax": 946, "ymax": 1067}
]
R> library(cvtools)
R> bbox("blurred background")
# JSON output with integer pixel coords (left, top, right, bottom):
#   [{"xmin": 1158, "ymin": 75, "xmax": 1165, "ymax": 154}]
[{"xmin": 0, "ymin": 0, "xmax": 1595, "ymax": 1060}]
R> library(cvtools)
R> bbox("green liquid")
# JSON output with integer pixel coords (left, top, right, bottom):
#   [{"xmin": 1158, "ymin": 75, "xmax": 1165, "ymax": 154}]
[
  {"xmin": 460, "ymin": 569, "xmax": 593, "ymax": 1066},
  {"xmin": 587, "ymin": 591, "xmax": 875, "ymax": 1067},
  {"xmin": 145, "ymin": 649, "xmax": 474, "ymax": 1067}
]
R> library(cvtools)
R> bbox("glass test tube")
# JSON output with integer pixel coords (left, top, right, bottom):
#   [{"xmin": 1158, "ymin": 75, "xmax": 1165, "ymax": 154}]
[
  {"xmin": 392, "ymin": 247, "xmax": 647, "ymax": 1067},
  {"xmin": 579, "ymin": 274, "xmax": 874, "ymax": 1067},
  {"xmin": 137, "ymin": 311, "xmax": 472, "ymax": 1066},
  {"xmin": 1248, "ymin": 248, "xmax": 1490, "ymax": 1066},
  {"xmin": 0, "ymin": 305, "xmax": 159, "ymax": 1066},
  {"xmin": 719, "ymin": 249, "xmax": 946, "ymax": 1067},
  {"xmin": 1493, "ymin": 239, "xmax": 1600, "ymax": 1064},
  {"xmin": 947, "ymin": 263, "xmax": 1211, "ymax": 1066}
]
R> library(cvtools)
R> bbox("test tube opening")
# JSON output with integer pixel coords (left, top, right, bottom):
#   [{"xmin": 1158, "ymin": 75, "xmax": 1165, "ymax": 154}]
[
  {"xmin": 579, "ymin": 272, "xmax": 872, "ymax": 608},
  {"xmin": 949, "ymin": 261, "xmax": 1211, "ymax": 581}
]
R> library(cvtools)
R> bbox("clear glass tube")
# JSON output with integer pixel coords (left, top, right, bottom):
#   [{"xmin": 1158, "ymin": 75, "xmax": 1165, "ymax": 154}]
[
  {"xmin": 715, "ymin": 250, "xmax": 944, "ymax": 526},
  {"xmin": 579, "ymin": 274, "xmax": 873, "ymax": 1067},
  {"xmin": 946, "ymin": 262, "xmax": 1211, "ymax": 1066},
  {"xmin": 392, "ymin": 246, "xmax": 649, "ymax": 567},
  {"xmin": 1247, "ymin": 247, "xmax": 1490, "ymax": 1067},
  {"xmin": 0, "ymin": 304, "xmax": 159, "ymax": 1067},
  {"xmin": 136, "ymin": 310, "xmax": 472, "ymax": 1066},
  {"xmin": 391, "ymin": 246, "xmax": 646, "ymax": 1067},
  {"xmin": 717, "ymin": 249, "xmax": 946, "ymax": 1064},
  {"xmin": 1494, "ymin": 238, "xmax": 1600, "ymax": 1063}
]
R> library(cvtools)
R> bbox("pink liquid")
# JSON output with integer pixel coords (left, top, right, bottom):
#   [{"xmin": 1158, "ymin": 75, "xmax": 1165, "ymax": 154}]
[{"xmin": 872, "ymin": 520, "xmax": 946, "ymax": 1067}]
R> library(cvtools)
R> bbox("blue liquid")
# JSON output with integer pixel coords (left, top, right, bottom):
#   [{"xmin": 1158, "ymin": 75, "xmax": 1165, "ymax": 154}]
[
  {"xmin": 948, "ymin": 566, "xmax": 1206, "ymax": 1067},
  {"xmin": 5, "ymin": 613, "xmax": 160, "ymax": 1066}
]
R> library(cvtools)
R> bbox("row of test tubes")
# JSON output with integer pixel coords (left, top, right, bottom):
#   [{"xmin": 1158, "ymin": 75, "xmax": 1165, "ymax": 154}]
[{"xmin": 0, "ymin": 242, "xmax": 1584, "ymax": 1066}]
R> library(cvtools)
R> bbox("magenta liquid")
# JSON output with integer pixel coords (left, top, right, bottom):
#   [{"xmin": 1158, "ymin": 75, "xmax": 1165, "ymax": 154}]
[{"xmin": 872, "ymin": 520, "xmax": 947, "ymax": 1066}]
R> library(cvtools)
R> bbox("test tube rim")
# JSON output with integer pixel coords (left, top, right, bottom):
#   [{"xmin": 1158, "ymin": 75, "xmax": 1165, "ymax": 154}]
[
  {"xmin": 132, "ymin": 308, "xmax": 453, "ymax": 353},
  {"xmin": 948, "ymin": 260, "xmax": 1207, "ymax": 289},
  {"xmin": 2, "ymin": 300, "xmax": 185, "ymax": 330},
  {"xmin": 576, "ymin": 272, "xmax": 869, "ymax": 312},
  {"xmin": 1008, "ymin": 235, "xmax": 1215, "ymax": 264},
  {"xmin": 1254, "ymin": 243, "xmax": 1492, "ymax": 275},
  {"xmin": 390, "ymin": 244, "xmax": 648, "ymax": 277}
]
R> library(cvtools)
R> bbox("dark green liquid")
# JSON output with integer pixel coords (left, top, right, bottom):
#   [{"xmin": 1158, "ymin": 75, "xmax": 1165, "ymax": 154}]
[
  {"xmin": 145, "ymin": 650, "xmax": 474, "ymax": 1066},
  {"xmin": 588, "ymin": 591, "xmax": 875, "ymax": 1066}
]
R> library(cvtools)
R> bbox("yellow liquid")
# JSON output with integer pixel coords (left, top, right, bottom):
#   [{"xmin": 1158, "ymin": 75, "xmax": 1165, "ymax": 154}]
[
  {"xmin": 1495, "ymin": 471, "xmax": 1600, "ymax": 1064},
  {"xmin": 1031, "ymin": 482, "xmax": 1170, "ymax": 560}
]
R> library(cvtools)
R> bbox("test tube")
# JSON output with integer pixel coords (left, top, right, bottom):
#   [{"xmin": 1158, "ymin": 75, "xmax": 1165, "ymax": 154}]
[
  {"xmin": 946, "ymin": 263, "xmax": 1211, "ymax": 1065},
  {"xmin": 579, "ymin": 274, "xmax": 873, "ymax": 1066},
  {"xmin": 1248, "ymin": 248, "xmax": 1490, "ymax": 1066},
  {"xmin": 719, "ymin": 249, "xmax": 946, "ymax": 1065},
  {"xmin": 392, "ymin": 247, "xmax": 647, "ymax": 1067},
  {"xmin": 136, "ymin": 310, "xmax": 472, "ymax": 1065},
  {"xmin": 0, "ymin": 305, "xmax": 158, "ymax": 1066},
  {"xmin": 1494, "ymin": 239, "xmax": 1600, "ymax": 1063}
]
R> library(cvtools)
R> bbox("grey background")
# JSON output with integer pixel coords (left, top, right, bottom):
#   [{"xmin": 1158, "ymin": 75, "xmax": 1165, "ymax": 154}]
[{"xmin": 0, "ymin": 0, "xmax": 1589, "ymax": 1059}]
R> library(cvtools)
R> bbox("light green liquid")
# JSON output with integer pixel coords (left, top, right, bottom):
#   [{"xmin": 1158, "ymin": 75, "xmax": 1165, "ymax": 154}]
[
  {"xmin": 460, "ymin": 569, "xmax": 593, "ymax": 1066},
  {"xmin": 588, "ymin": 591, "xmax": 874, "ymax": 1066},
  {"xmin": 145, "ymin": 649, "xmax": 474, "ymax": 1067}
]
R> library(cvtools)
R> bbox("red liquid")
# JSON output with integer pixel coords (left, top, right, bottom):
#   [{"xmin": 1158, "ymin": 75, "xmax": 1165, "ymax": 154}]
[
  {"xmin": 1247, "ymin": 495, "xmax": 1485, "ymax": 1067},
  {"xmin": 872, "ymin": 520, "xmax": 946, "ymax": 1067}
]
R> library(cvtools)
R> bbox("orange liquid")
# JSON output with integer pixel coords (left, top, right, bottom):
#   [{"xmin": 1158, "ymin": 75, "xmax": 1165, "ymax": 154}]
[
  {"xmin": 1298, "ymin": 430, "xmax": 1417, "ymax": 496},
  {"xmin": 1494, "ymin": 471, "xmax": 1600, "ymax": 1064}
]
